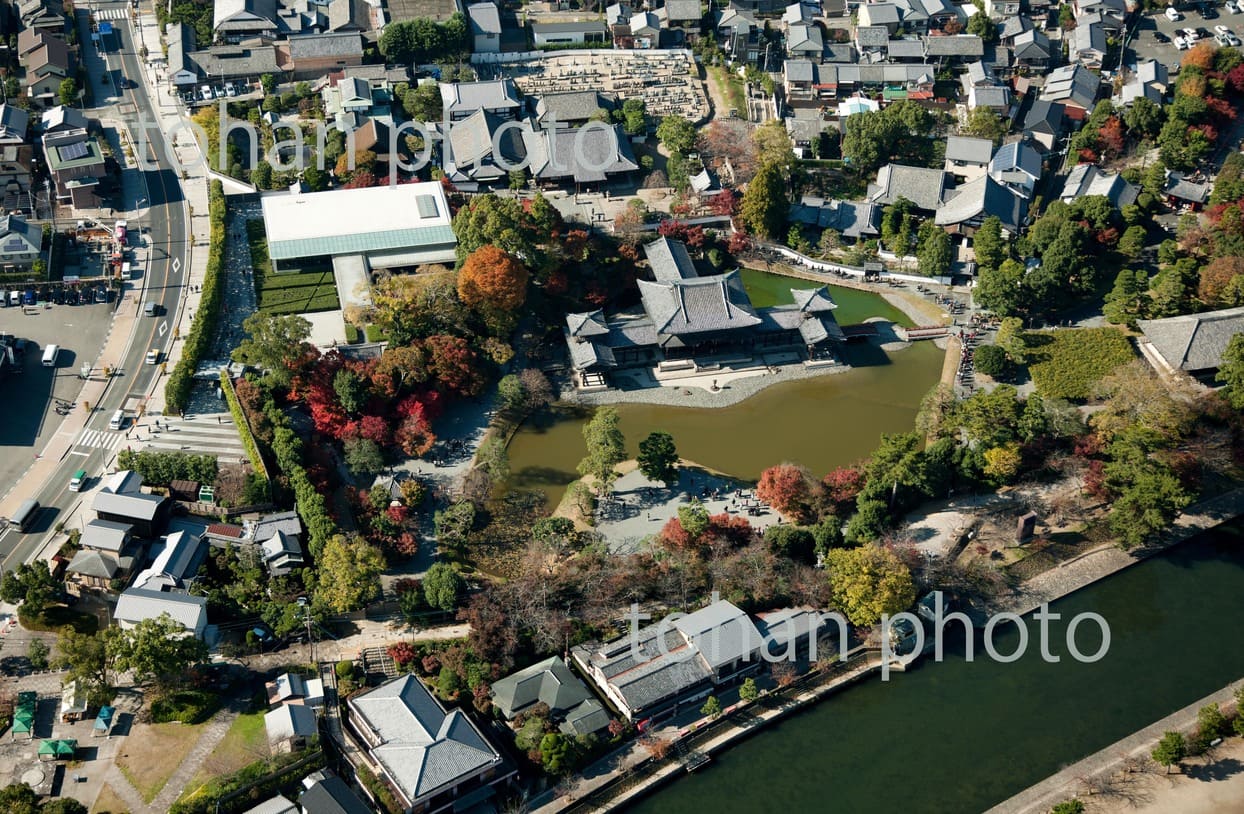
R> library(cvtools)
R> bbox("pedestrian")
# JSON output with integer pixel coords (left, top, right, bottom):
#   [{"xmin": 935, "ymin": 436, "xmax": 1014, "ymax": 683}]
[{"xmin": 217, "ymin": 415, "xmax": 221, "ymax": 424}]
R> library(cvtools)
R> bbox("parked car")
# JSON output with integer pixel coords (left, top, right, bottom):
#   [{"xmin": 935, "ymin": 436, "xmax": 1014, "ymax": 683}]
[
  {"xmin": 1228, "ymin": 1, "xmax": 1240, "ymax": 15},
  {"xmin": 1196, "ymin": 26, "xmax": 1213, "ymax": 37},
  {"xmin": 1225, "ymin": 30, "xmax": 1241, "ymax": 43},
  {"xmin": 1215, "ymin": 23, "xmax": 1231, "ymax": 34},
  {"xmin": 1154, "ymin": 29, "xmax": 1172, "ymax": 41},
  {"xmin": 1166, "ymin": 6, "xmax": 1183, "ymax": 20},
  {"xmin": 1203, "ymin": 4, "xmax": 1219, "ymax": 18}
]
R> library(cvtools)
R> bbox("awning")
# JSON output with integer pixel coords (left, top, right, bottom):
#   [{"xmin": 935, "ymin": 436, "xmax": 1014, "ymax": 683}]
[
  {"xmin": 38, "ymin": 739, "xmax": 77, "ymax": 758},
  {"xmin": 94, "ymin": 706, "xmax": 115, "ymax": 730}
]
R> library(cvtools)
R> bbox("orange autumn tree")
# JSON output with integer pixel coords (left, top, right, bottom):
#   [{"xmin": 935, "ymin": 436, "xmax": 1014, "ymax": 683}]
[{"xmin": 457, "ymin": 245, "xmax": 530, "ymax": 313}]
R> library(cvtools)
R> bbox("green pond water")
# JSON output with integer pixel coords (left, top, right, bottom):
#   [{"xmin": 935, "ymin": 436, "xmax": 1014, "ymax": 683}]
[
  {"xmin": 626, "ymin": 523, "xmax": 1244, "ymax": 813},
  {"xmin": 505, "ymin": 274, "xmax": 943, "ymax": 506}
]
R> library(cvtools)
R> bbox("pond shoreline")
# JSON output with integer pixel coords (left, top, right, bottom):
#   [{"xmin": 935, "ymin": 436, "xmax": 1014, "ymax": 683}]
[{"xmin": 535, "ymin": 488, "xmax": 1244, "ymax": 814}]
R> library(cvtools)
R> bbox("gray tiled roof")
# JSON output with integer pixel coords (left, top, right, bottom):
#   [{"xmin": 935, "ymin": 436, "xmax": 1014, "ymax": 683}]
[
  {"xmin": 490, "ymin": 656, "xmax": 597, "ymax": 720},
  {"xmin": 1013, "ymin": 28, "xmax": 1052, "ymax": 59},
  {"xmin": 924, "ymin": 34, "xmax": 984, "ymax": 56},
  {"xmin": 787, "ymin": 22, "xmax": 823, "ymax": 52},
  {"xmin": 243, "ymin": 796, "xmax": 297, "ymax": 814},
  {"xmin": 567, "ymin": 309, "xmax": 611, "ymax": 337},
  {"xmin": 350, "ymin": 675, "xmax": 502, "ymax": 803},
  {"xmin": 867, "ymin": 163, "xmax": 948, "ymax": 211},
  {"xmin": 0, "ymin": 104, "xmax": 29, "ymax": 143},
  {"xmin": 644, "ymin": 236, "xmax": 699, "ymax": 281},
  {"xmin": 253, "ymin": 510, "xmax": 302, "ymax": 541},
  {"xmin": 945, "ymin": 135, "xmax": 995, "ymax": 166},
  {"xmin": 190, "ymin": 44, "xmax": 281, "ymax": 79},
  {"xmin": 1060, "ymin": 164, "xmax": 1138, "ymax": 208},
  {"xmin": 1040, "ymin": 63, "xmax": 1101, "ymax": 109},
  {"xmin": 935, "ymin": 173, "xmax": 1028, "ymax": 231},
  {"xmin": 522, "ymin": 123, "xmax": 638, "ymax": 183},
  {"xmin": 1023, "ymin": 99, "xmax": 1064, "ymax": 136},
  {"xmin": 856, "ymin": 25, "xmax": 890, "ymax": 47},
  {"xmin": 579, "ymin": 623, "xmax": 712, "ymax": 714},
  {"xmin": 288, "ymin": 32, "xmax": 362, "ymax": 59},
  {"xmin": 664, "ymin": 0, "xmax": 702, "ymax": 20},
  {"xmin": 535, "ymin": 90, "xmax": 614, "ymax": 124},
  {"xmin": 785, "ymin": 58, "xmax": 815, "ymax": 83},
  {"xmin": 66, "ymin": 549, "xmax": 120, "ymax": 579},
  {"xmin": 886, "ymin": 39, "xmax": 925, "ymax": 59},
  {"xmin": 789, "ymin": 197, "xmax": 881, "ymax": 237},
  {"xmin": 298, "ymin": 774, "xmax": 372, "ymax": 814},
  {"xmin": 791, "ymin": 286, "xmax": 839, "ymax": 313},
  {"xmin": 1164, "ymin": 172, "xmax": 1211, "ymax": 204},
  {"xmin": 639, "ymin": 271, "xmax": 762, "ymax": 336},
  {"xmin": 1138, "ymin": 306, "xmax": 1244, "ymax": 372}
]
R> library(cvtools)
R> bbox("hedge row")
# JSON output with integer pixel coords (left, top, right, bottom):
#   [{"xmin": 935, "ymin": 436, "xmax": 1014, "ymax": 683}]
[
  {"xmin": 257, "ymin": 270, "xmax": 333, "ymax": 291},
  {"xmin": 219, "ymin": 370, "xmax": 271, "ymax": 493},
  {"xmin": 165, "ymin": 180, "xmax": 227, "ymax": 415},
  {"xmin": 265, "ymin": 398, "xmax": 336, "ymax": 558},
  {"xmin": 116, "ymin": 448, "xmax": 218, "ymax": 486},
  {"xmin": 262, "ymin": 294, "xmax": 341, "ymax": 315}
]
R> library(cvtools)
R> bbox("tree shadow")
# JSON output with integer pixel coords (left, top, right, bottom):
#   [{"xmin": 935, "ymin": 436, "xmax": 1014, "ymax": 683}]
[{"xmin": 1186, "ymin": 757, "xmax": 1244, "ymax": 782}]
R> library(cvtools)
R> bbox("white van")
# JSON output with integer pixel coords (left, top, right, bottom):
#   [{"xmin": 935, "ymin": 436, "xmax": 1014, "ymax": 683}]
[
  {"xmin": 121, "ymin": 262, "xmax": 132, "ymax": 279},
  {"xmin": 144, "ymin": 301, "xmax": 157, "ymax": 316},
  {"xmin": 41, "ymin": 344, "xmax": 58, "ymax": 367},
  {"xmin": 109, "ymin": 410, "xmax": 125, "ymax": 430},
  {"xmin": 1166, "ymin": 6, "xmax": 1182, "ymax": 20}
]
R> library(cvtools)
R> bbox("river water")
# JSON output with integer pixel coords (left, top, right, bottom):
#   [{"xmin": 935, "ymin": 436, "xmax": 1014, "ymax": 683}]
[
  {"xmin": 626, "ymin": 523, "xmax": 1244, "ymax": 813},
  {"xmin": 506, "ymin": 275, "xmax": 943, "ymax": 506}
]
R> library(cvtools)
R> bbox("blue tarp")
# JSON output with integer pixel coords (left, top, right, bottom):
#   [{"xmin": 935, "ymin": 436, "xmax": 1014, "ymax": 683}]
[{"xmin": 94, "ymin": 706, "xmax": 115, "ymax": 731}]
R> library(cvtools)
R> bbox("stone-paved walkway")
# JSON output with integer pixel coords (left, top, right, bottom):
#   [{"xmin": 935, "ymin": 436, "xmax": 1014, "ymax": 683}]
[{"xmin": 99, "ymin": 689, "xmax": 247, "ymax": 814}]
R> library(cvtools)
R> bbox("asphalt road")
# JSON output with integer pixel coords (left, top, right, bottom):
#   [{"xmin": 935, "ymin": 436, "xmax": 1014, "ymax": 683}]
[{"xmin": 0, "ymin": 0, "xmax": 189, "ymax": 571}]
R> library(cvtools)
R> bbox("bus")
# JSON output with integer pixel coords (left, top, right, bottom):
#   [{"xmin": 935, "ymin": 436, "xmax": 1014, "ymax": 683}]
[{"xmin": 11, "ymin": 499, "xmax": 39, "ymax": 532}]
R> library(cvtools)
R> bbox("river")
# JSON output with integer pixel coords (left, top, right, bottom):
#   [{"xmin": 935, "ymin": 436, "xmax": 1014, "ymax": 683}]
[
  {"xmin": 506, "ymin": 274, "xmax": 943, "ymax": 506},
  {"xmin": 626, "ymin": 523, "xmax": 1244, "ymax": 814}
]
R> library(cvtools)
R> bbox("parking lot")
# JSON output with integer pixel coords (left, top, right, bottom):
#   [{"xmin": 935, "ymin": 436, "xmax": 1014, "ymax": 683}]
[
  {"xmin": 1130, "ymin": 1, "xmax": 1244, "ymax": 72},
  {"xmin": 0, "ymin": 294, "xmax": 117, "ymax": 495}
]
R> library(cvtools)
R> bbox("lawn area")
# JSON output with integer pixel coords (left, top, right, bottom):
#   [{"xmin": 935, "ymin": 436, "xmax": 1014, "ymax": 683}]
[
  {"xmin": 708, "ymin": 64, "xmax": 745, "ymax": 115},
  {"xmin": 92, "ymin": 783, "xmax": 131, "ymax": 814},
  {"xmin": 247, "ymin": 220, "xmax": 340, "ymax": 315},
  {"xmin": 1025, "ymin": 327, "xmax": 1137, "ymax": 401},
  {"xmin": 181, "ymin": 711, "xmax": 268, "ymax": 800},
  {"xmin": 20, "ymin": 604, "xmax": 98, "ymax": 634},
  {"xmin": 116, "ymin": 721, "xmax": 204, "ymax": 803}
]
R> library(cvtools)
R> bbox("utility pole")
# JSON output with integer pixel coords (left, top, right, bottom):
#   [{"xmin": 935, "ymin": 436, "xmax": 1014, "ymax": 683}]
[{"xmin": 45, "ymin": 178, "xmax": 55, "ymax": 281}]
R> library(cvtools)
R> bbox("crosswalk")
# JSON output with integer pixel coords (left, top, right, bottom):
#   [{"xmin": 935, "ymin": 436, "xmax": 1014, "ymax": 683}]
[
  {"xmin": 76, "ymin": 428, "xmax": 126, "ymax": 452},
  {"xmin": 94, "ymin": 7, "xmax": 128, "ymax": 20}
]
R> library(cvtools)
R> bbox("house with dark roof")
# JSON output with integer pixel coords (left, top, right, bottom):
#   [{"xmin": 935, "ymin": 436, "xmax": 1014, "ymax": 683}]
[
  {"xmin": 1115, "ymin": 59, "xmax": 1169, "ymax": 107},
  {"xmin": 188, "ymin": 43, "xmax": 285, "ymax": 85},
  {"xmin": 1039, "ymin": 64, "xmax": 1101, "ymax": 117},
  {"xmin": 572, "ymin": 599, "xmax": 765, "ymax": 723},
  {"xmin": 466, "ymin": 2, "xmax": 501, "ymax": 53},
  {"xmin": 784, "ymin": 58, "xmax": 817, "ymax": 102},
  {"xmin": 0, "ymin": 214, "xmax": 43, "ymax": 270},
  {"xmin": 658, "ymin": 0, "xmax": 703, "ymax": 32},
  {"xmin": 714, "ymin": 7, "xmax": 761, "ymax": 63},
  {"xmin": 20, "ymin": 31, "xmax": 73, "ymax": 104},
  {"xmin": 261, "ymin": 530, "xmax": 305, "ymax": 576},
  {"xmin": 786, "ymin": 22, "xmax": 823, "ymax": 58},
  {"xmin": 563, "ymin": 238, "xmax": 846, "ymax": 385},
  {"xmin": 855, "ymin": 24, "xmax": 890, "ymax": 54},
  {"xmin": 1059, "ymin": 164, "xmax": 1138, "ymax": 208},
  {"xmin": 1138, "ymin": 306, "xmax": 1244, "ymax": 378},
  {"xmin": 491, "ymin": 656, "xmax": 611, "ymax": 737},
  {"xmin": 867, "ymin": 163, "xmax": 949, "ymax": 212},
  {"xmin": 440, "ymin": 108, "xmax": 527, "ymax": 191},
  {"xmin": 935, "ymin": 173, "xmax": 1028, "ymax": 235},
  {"xmin": 1071, "ymin": 19, "xmax": 1107, "ymax": 69},
  {"xmin": 1162, "ymin": 171, "xmax": 1211, "ymax": 209},
  {"xmin": 298, "ymin": 770, "xmax": 372, "ymax": 814},
  {"xmin": 1012, "ymin": 28, "xmax": 1053, "ymax": 71},
  {"xmin": 988, "ymin": 140, "xmax": 1043, "ymax": 199},
  {"xmin": 346, "ymin": 674, "xmax": 514, "ymax": 814},
  {"xmin": 92, "ymin": 471, "xmax": 169, "ymax": 538},
  {"xmin": 1021, "ymin": 99, "xmax": 1065, "ymax": 150},
  {"xmin": 66, "ymin": 549, "xmax": 133, "ymax": 593},
  {"xmin": 521, "ymin": 122, "xmax": 639, "ymax": 188},
  {"xmin": 944, "ymin": 135, "xmax": 994, "ymax": 180},
  {"xmin": 789, "ymin": 195, "xmax": 882, "ymax": 241},
  {"xmin": 19, "ymin": 0, "xmax": 66, "ymax": 34}
]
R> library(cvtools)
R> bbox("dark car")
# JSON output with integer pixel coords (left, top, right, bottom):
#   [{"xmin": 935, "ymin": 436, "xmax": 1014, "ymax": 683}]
[
  {"xmin": 1196, "ymin": 25, "xmax": 1213, "ymax": 36},
  {"xmin": 1154, "ymin": 30, "xmax": 1172, "ymax": 42},
  {"xmin": 1203, "ymin": 5, "xmax": 1219, "ymax": 19}
]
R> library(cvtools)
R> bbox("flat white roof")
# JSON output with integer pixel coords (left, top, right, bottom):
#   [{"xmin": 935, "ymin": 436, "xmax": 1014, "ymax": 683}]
[{"xmin": 260, "ymin": 182, "xmax": 456, "ymax": 261}]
